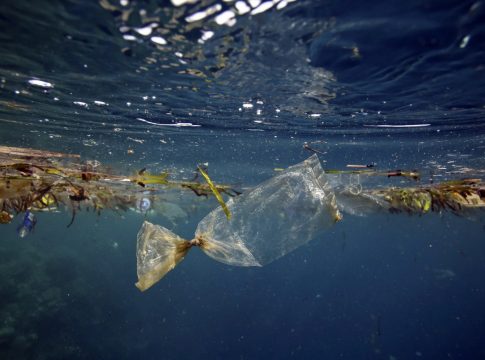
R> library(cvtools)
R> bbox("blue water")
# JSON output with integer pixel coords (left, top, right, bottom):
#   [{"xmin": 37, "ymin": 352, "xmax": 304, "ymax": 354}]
[{"xmin": 1, "ymin": 0, "xmax": 484, "ymax": 359}]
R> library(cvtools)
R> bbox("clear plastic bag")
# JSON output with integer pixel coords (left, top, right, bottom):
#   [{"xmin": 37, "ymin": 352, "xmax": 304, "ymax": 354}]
[
  {"xmin": 135, "ymin": 155, "xmax": 341, "ymax": 291},
  {"xmin": 135, "ymin": 221, "xmax": 191, "ymax": 291},
  {"xmin": 195, "ymin": 154, "xmax": 340, "ymax": 266}
]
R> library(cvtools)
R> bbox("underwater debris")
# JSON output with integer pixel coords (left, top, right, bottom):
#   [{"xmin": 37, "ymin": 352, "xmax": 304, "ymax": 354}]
[
  {"xmin": 303, "ymin": 142, "xmax": 327, "ymax": 156},
  {"xmin": 135, "ymin": 155, "xmax": 341, "ymax": 291},
  {"xmin": 324, "ymin": 168, "xmax": 420, "ymax": 181},
  {"xmin": 336, "ymin": 179, "xmax": 485, "ymax": 216},
  {"xmin": 0, "ymin": 210, "xmax": 13, "ymax": 224},
  {"xmin": 136, "ymin": 197, "xmax": 151, "ymax": 213},
  {"xmin": 346, "ymin": 164, "xmax": 376, "ymax": 169},
  {"xmin": 17, "ymin": 210, "xmax": 37, "ymax": 238},
  {"xmin": 136, "ymin": 154, "xmax": 484, "ymax": 290},
  {"xmin": 0, "ymin": 145, "xmax": 239, "ymax": 229},
  {"xmin": 0, "ymin": 146, "xmax": 483, "ymax": 290},
  {"xmin": 386, "ymin": 170, "xmax": 420, "ymax": 181}
]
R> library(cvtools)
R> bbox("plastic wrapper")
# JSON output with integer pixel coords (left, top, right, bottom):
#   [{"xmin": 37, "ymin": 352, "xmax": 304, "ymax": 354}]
[
  {"xmin": 135, "ymin": 222, "xmax": 191, "ymax": 291},
  {"xmin": 135, "ymin": 155, "xmax": 341, "ymax": 291}
]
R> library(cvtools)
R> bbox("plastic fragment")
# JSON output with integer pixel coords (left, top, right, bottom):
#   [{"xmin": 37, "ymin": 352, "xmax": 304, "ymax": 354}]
[
  {"xmin": 17, "ymin": 211, "xmax": 37, "ymax": 238},
  {"xmin": 135, "ymin": 155, "xmax": 341, "ymax": 290},
  {"xmin": 135, "ymin": 222, "xmax": 192, "ymax": 291}
]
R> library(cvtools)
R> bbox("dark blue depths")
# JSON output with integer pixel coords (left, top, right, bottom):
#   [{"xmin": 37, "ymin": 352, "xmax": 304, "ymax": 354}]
[{"xmin": 1, "ymin": 211, "xmax": 484, "ymax": 359}]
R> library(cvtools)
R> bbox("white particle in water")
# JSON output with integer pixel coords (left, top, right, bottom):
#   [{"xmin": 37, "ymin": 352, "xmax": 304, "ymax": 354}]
[
  {"xmin": 28, "ymin": 79, "xmax": 54, "ymax": 88},
  {"xmin": 136, "ymin": 117, "xmax": 201, "ymax": 127},
  {"xmin": 226, "ymin": 18, "xmax": 237, "ymax": 27},
  {"xmin": 235, "ymin": 1, "xmax": 251, "ymax": 15},
  {"xmin": 242, "ymin": 103, "xmax": 253, "ymax": 108},
  {"xmin": 185, "ymin": 11, "xmax": 207, "ymax": 23},
  {"xmin": 251, "ymin": 1, "xmax": 275, "ymax": 15},
  {"xmin": 123, "ymin": 34, "xmax": 137, "ymax": 41},
  {"xmin": 200, "ymin": 31, "xmax": 214, "ymax": 42},
  {"xmin": 214, "ymin": 10, "xmax": 235, "ymax": 26},
  {"xmin": 82, "ymin": 139, "xmax": 98, "ymax": 147},
  {"xmin": 135, "ymin": 25, "xmax": 154, "ymax": 37},
  {"xmin": 150, "ymin": 36, "xmax": 167, "ymax": 45},
  {"xmin": 94, "ymin": 100, "xmax": 108, "ymax": 106},
  {"xmin": 73, "ymin": 101, "xmax": 88, "ymax": 108},
  {"xmin": 364, "ymin": 124, "xmax": 430, "ymax": 128},
  {"xmin": 185, "ymin": 4, "xmax": 222, "ymax": 23},
  {"xmin": 277, "ymin": 1, "xmax": 288, "ymax": 10},
  {"xmin": 460, "ymin": 35, "xmax": 471, "ymax": 49},
  {"xmin": 171, "ymin": 0, "xmax": 199, "ymax": 6}
]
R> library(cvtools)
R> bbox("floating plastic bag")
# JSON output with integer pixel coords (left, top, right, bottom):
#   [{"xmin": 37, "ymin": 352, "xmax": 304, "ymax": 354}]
[
  {"xmin": 135, "ymin": 155, "xmax": 341, "ymax": 291},
  {"xmin": 135, "ymin": 222, "xmax": 192, "ymax": 291}
]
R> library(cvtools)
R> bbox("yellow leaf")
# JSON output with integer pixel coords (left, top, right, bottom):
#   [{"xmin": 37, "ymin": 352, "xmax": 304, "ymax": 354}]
[{"xmin": 198, "ymin": 166, "xmax": 231, "ymax": 220}]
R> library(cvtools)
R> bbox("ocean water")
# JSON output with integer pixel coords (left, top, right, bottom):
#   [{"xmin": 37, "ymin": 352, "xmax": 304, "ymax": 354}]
[{"xmin": 0, "ymin": 0, "xmax": 484, "ymax": 359}]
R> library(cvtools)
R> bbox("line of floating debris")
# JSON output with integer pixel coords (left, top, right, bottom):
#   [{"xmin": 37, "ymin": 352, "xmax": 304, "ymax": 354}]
[{"xmin": 0, "ymin": 146, "xmax": 483, "ymax": 291}]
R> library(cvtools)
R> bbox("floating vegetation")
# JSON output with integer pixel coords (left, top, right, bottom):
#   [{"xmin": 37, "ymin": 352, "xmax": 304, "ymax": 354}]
[
  {"xmin": 0, "ymin": 145, "xmax": 238, "ymax": 231},
  {"xmin": 374, "ymin": 179, "xmax": 484, "ymax": 214},
  {"xmin": 336, "ymin": 178, "xmax": 485, "ymax": 216},
  {"xmin": 1, "ymin": 147, "xmax": 483, "ymax": 290}
]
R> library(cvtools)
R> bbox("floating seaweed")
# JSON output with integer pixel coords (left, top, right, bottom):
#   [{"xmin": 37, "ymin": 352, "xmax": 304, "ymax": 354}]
[
  {"xmin": 1, "ymin": 147, "xmax": 483, "ymax": 290},
  {"xmin": 335, "ymin": 178, "xmax": 484, "ymax": 216},
  {"xmin": 0, "ymin": 146, "xmax": 238, "ymax": 228}
]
